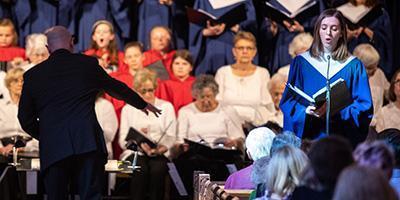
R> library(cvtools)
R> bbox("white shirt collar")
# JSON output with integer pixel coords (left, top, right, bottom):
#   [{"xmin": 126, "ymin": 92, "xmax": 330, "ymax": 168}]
[{"xmin": 300, "ymin": 51, "xmax": 356, "ymax": 79}]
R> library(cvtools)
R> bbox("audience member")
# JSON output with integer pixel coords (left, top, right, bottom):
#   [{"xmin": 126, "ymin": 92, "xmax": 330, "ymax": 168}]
[
  {"xmin": 0, "ymin": 68, "xmax": 38, "ymax": 156},
  {"xmin": 158, "ymin": 49, "xmax": 195, "ymax": 114},
  {"xmin": 189, "ymin": 0, "xmax": 257, "ymax": 75},
  {"xmin": 277, "ymin": 33, "xmax": 313, "ymax": 76},
  {"xmin": 353, "ymin": 140, "xmax": 395, "ymax": 179},
  {"xmin": 225, "ymin": 127, "xmax": 276, "ymax": 190},
  {"xmin": 256, "ymin": 145, "xmax": 309, "ymax": 200},
  {"xmin": 84, "ymin": 20, "xmax": 126, "ymax": 73},
  {"xmin": 22, "ymin": 33, "xmax": 49, "ymax": 71},
  {"xmin": 253, "ymin": 131, "xmax": 301, "ymax": 198},
  {"xmin": 291, "ymin": 136, "xmax": 354, "ymax": 200},
  {"xmin": 143, "ymin": 26, "xmax": 176, "ymax": 79},
  {"xmin": 119, "ymin": 69, "xmax": 175, "ymax": 200},
  {"xmin": 353, "ymin": 43, "xmax": 389, "ymax": 118},
  {"xmin": 333, "ymin": 166, "xmax": 398, "ymax": 200},
  {"xmin": 374, "ymin": 69, "xmax": 400, "ymax": 132},
  {"xmin": 215, "ymin": 31, "xmax": 274, "ymax": 126},
  {"xmin": 377, "ymin": 128, "xmax": 400, "ymax": 196}
]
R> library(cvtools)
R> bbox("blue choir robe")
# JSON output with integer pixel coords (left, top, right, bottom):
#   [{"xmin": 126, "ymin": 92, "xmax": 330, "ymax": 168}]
[
  {"xmin": 189, "ymin": 0, "xmax": 257, "ymax": 75},
  {"xmin": 280, "ymin": 51, "xmax": 373, "ymax": 147},
  {"xmin": 71, "ymin": 0, "xmax": 130, "ymax": 52},
  {"xmin": 137, "ymin": 0, "xmax": 172, "ymax": 50},
  {"xmin": 261, "ymin": 0, "xmax": 325, "ymax": 74},
  {"xmin": 347, "ymin": 8, "xmax": 393, "ymax": 79},
  {"xmin": 13, "ymin": 0, "xmax": 75, "ymax": 46}
]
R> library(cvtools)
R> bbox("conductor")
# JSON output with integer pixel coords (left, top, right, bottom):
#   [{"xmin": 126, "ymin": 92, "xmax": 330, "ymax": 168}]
[{"xmin": 17, "ymin": 26, "xmax": 161, "ymax": 200}]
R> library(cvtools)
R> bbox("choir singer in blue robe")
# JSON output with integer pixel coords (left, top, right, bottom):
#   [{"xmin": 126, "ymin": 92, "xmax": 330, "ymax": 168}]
[{"xmin": 280, "ymin": 9, "xmax": 373, "ymax": 147}]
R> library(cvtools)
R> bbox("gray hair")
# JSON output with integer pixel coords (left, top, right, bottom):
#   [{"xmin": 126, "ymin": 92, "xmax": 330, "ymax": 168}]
[
  {"xmin": 191, "ymin": 74, "xmax": 219, "ymax": 98},
  {"xmin": 268, "ymin": 73, "xmax": 288, "ymax": 92},
  {"xmin": 25, "ymin": 33, "xmax": 48, "ymax": 57},
  {"xmin": 353, "ymin": 43, "xmax": 380, "ymax": 68},
  {"xmin": 288, "ymin": 33, "xmax": 313, "ymax": 58},
  {"xmin": 245, "ymin": 127, "xmax": 276, "ymax": 160}
]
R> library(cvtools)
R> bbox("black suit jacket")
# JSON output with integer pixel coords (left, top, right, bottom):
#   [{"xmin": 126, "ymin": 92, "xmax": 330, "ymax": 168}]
[{"xmin": 18, "ymin": 49, "xmax": 147, "ymax": 171}]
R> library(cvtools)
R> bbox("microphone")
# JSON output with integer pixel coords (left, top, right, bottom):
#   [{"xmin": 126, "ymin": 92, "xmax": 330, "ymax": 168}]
[{"xmin": 325, "ymin": 55, "xmax": 331, "ymax": 135}]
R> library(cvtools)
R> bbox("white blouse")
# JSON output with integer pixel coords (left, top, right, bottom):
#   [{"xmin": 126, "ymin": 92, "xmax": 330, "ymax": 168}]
[
  {"xmin": 369, "ymin": 68, "xmax": 390, "ymax": 118},
  {"xmin": 374, "ymin": 102, "xmax": 400, "ymax": 132},
  {"xmin": 215, "ymin": 65, "xmax": 275, "ymax": 125},
  {"xmin": 119, "ymin": 98, "xmax": 176, "ymax": 159},
  {"xmin": 0, "ymin": 99, "xmax": 38, "ymax": 151},
  {"xmin": 95, "ymin": 97, "xmax": 118, "ymax": 159},
  {"xmin": 177, "ymin": 102, "xmax": 244, "ymax": 145}
]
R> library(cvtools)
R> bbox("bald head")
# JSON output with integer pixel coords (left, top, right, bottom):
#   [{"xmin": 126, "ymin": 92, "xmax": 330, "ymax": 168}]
[{"xmin": 45, "ymin": 26, "xmax": 73, "ymax": 53}]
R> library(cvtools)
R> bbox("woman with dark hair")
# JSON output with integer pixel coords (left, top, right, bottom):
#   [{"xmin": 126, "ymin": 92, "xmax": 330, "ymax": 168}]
[
  {"xmin": 374, "ymin": 69, "xmax": 400, "ymax": 132},
  {"xmin": 280, "ymin": 9, "xmax": 373, "ymax": 147}
]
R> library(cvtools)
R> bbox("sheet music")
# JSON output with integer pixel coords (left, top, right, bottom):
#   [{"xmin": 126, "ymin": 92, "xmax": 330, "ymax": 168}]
[
  {"xmin": 277, "ymin": 0, "xmax": 313, "ymax": 14},
  {"xmin": 337, "ymin": 2, "xmax": 372, "ymax": 23},
  {"xmin": 208, "ymin": 0, "xmax": 245, "ymax": 9}
]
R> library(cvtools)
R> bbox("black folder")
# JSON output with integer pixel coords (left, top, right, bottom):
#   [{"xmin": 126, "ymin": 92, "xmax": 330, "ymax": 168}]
[
  {"xmin": 125, "ymin": 127, "xmax": 157, "ymax": 149},
  {"xmin": 184, "ymin": 139, "xmax": 241, "ymax": 159},
  {"xmin": 186, "ymin": 3, "xmax": 247, "ymax": 28},
  {"xmin": 263, "ymin": 0, "xmax": 318, "ymax": 26},
  {"xmin": 337, "ymin": 4, "xmax": 383, "ymax": 30},
  {"xmin": 146, "ymin": 60, "xmax": 170, "ymax": 80},
  {"xmin": 286, "ymin": 78, "xmax": 352, "ymax": 116}
]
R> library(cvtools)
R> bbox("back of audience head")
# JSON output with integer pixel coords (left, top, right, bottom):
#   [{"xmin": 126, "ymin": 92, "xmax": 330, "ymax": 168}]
[
  {"xmin": 306, "ymin": 136, "xmax": 353, "ymax": 190},
  {"xmin": 0, "ymin": 18, "xmax": 18, "ymax": 47},
  {"xmin": 353, "ymin": 140, "xmax": 395, "ymax": 178},
  {"xmin": 265, "ymin": 145, "xmax": 309, "ymax": 198},
  {"xmin": 388, "ymin": 69, "xmax": 400, "ymax": 102},
  {"xmin": 333, "ymin": 166, "xmax": 398, "ymax": 200},
  {"xmin": 269, "ymin": 131, "xmax": 301, "ymax": 156},
  {"xmin": 377, "ymin": 128, "xmax": 400, "ymax": 169},
  {"xmin": 353, "ymin": 43, "xmax": 380, "ymax": 77},
  {"xmin": 288, "ymin": 33, "xmax": 313, "ymax": 58},
  {"xmin": 171, "ymin": 49, "xmax": 193, "ymax": 81},
  {"xmin": 25, "ymin": 34, "xmax": 49, "ymax": 65},
  {"xmin": 44, "ymin": 26, "xmax": 73, "ymax": 53},
  {"xmin": 150, "ymin": 26, "xmax": 172, "ymax": 53},
  {"xmin": 123, "ymin": 41, "xmax": 144, "ymax": 73},
  {"xmin": 245, "ymin": 127, "xmax": 276, "ymax": 161}
]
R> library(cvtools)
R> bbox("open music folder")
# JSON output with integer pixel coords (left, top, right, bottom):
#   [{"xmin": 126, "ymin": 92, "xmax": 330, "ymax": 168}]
[
  {"xmin": 263, "ymin": 0, "xmax": 318, "ymax": 26},
  {"xmin": 336, "ymin": 2, "xmax": 383, "ymax": 30}
]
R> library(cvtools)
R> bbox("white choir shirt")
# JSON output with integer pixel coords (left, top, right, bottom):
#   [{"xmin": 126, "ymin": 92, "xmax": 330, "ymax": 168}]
[
  {"xmin": 95, "ymin": 97, "xmax": 118, "ymax": 159},
  {"xmin": 119, "ymin": 98, "xmax": 176, "ymax": 160},
  {"xmin": 0, "ymin": 98, "xmax": 38, "ymax": 151},
  {"xmin": 368, "ymin": 68, "xmax": 390, "ymax": 120},
  {"xmin": 215, "ymin": 65, "xmax": 275, "ymax": 125},
  {"xmin": 177, "ymin": 102, "xmax": 245, "ymax": 145},
  {"xmin": 374, "ymin": 102, "xmax": 400, "ymax": 132}
]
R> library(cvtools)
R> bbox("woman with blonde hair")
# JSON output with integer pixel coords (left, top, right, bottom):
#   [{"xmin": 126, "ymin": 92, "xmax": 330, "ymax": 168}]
[{"xmin": 257, "ymin": 145, "xmax": 309, "ymax": 199}]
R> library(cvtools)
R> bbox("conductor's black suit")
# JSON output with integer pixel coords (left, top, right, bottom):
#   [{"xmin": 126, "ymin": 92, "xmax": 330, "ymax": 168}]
[{"xmin": 18, "ymin": 49, "xmax": 148, "ymax": 200}]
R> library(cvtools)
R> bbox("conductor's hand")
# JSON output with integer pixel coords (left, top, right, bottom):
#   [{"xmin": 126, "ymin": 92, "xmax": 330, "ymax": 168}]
[{"xmin": 141, "ymin": 103, "xmax": 162, "ymax": 117}]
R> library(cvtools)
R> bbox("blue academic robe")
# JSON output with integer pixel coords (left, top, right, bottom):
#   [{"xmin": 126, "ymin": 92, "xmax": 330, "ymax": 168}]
[
  {"xmin": 137, "ymin": 0, "xmax": 172, "ymax": 50},
  {"xmin": 347, "ymin": 8, "xmax": 393, "ymax": 79},
  {"xmin": 189, "ymin": 0, "xmax": 257, "ymax": 75},
  {"xmin": 261, "ymin": 0, "xmax": 324, "ymax": 74},
  {"xmin": 280, "ymin": 51, "xmax": 373, "ymax": 146},
  {"xmin": 71, "ymin": 0, "xmax": 130, "ymax": 52}
]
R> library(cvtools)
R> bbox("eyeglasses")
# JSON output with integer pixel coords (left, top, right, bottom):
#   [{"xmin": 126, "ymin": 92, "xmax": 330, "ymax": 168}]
[
  {"xmin": 234, "ymin": 46, "xmax": 256, "ymax": 51},
  {"xmin": 139, "ymin": 88, "xmax": 155, "ymax": 94}
]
